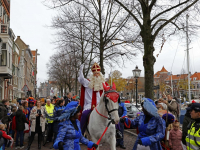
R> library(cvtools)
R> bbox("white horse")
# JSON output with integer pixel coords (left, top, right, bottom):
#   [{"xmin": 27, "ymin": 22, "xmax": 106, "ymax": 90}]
[{"xmin": 88, "ymin": 83, "xmax": 120, "ymax": 150}]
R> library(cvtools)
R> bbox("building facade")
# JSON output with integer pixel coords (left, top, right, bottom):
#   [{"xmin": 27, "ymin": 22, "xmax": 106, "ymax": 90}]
[
  {"xmin": 0, "ymin": 0, "xmax": 16, "ymax": 101},
  {"xmin": 15, "ymin": 36, "xmax": 37, "ymax": 97}
]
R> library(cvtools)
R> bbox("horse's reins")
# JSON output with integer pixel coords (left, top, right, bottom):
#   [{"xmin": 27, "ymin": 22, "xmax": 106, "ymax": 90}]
[{"xmin": 91, "ymin": 120, "xmax": 113, "ymax": 150}]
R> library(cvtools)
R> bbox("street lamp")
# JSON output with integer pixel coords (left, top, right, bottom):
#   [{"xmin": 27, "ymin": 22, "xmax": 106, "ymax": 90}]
[{"xmin": 132, "ymin": 66, "xmax": 141, "ymax": 108}]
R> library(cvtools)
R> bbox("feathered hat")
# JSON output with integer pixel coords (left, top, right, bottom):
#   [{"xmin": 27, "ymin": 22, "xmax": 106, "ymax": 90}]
[
  {"xmin": 162, "ymin": 113, "xmax": 175, "ymax": 124},
  {"xmin": 142, "ymin": 98, "xmax": 159, "ymax": 118},
  {"xmin": 28, "ymin": 97, "xmax": 35, "ymax": 104},
  {"xmin": 91, "ymin": 62, "xmax": 101, "ymax": 73},
  {"xmin": 58, "ymin": 101, "xmax": 81, "ymax": 121}
]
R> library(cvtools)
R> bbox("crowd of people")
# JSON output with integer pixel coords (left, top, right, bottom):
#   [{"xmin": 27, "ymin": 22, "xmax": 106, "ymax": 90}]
[
  {"xmin": 0, "ymin": 62, "xmax": 199, "ymax": 150},
  {"xmin": 0, "ymin": 94, "xmax": 197, "ymax": 150},
  {"xmin": 0, "ymin": 93, "xmax": 88, "ymax": 150}
]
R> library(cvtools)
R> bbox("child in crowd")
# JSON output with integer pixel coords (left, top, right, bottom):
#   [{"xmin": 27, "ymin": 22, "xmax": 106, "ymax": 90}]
[
  {"xmin": 0, "ymin": 124, "xmax": 13, "ymax": 150},
  {"xmin": 169, "ymin": 120, "xmax": 183, "ymax": 150}
]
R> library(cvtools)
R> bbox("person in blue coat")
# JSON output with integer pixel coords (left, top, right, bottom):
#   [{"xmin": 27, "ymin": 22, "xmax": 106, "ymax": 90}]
[
  {"xmin": 53, "ymin": 99, "xmax": 65, "ymax": 141},
  {"xmin": 124, "ymin": 98, "xmax": 166, "ymax": 150},
  {"xmin": 116, "ymin": 102, "xmax": 127, "ymax": 149},
  {"xmin": 53, "ymin": 101, "xmax": 98, "ymax": 150}
]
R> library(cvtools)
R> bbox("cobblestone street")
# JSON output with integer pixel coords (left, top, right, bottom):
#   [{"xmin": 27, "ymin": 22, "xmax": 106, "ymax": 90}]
[{"xmin": 7, "ymin": 130, "xmax": 137, "ymax": 150}]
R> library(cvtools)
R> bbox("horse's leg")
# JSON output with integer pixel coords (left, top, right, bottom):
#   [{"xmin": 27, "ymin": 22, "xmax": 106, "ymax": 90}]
[{"xmin": 109, "ymin": 135, "xmax": 116, "ymax": 150}]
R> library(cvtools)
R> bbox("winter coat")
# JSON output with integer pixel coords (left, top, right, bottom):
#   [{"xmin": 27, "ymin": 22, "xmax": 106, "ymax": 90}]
[
  {"xmin": 181, "ymin": 111, "xmax": 195, "ymax": 145},
  {"xmin": 29, "ymin": 106, "xmax": 46, "ymax": 132},
  {"xmin": 53, "ymin": 105, "xmax": 65, "ymax": 133},
  {"xmin": 169, "ymin": 129, "xmax": 183, "ymax": 150},
  {"xmin": 167, "ymin": 99, "xmax": 178, "ymax": 119},
  {"xmin": 0, "ymin": 131, "xmax": 4, "ymax": 147},
  {"xmin": 15, "ymin": 109, "xmax": 29, "ymax": 131},
  {"xmin": 0, "ymin": 103, "xmax": 8, "ymax": 124},
  {"xmin": 53, "ymin": 119, "xmax": 94, "ymax": 150},
  {"xmin": 0, "ymin": 130, "xmax": 11, "ymax": 140},
  {"xmin": 130, "ymin": 113, "xmax": 166, "ymax": 150}
]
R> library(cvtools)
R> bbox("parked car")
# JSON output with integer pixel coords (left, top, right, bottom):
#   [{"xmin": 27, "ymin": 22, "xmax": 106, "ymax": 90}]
[
  {"xmin": 132, "ymin": 103, "xmax": 142, "ymax": 111},
  {"xmin": 124, "ymin": 103, "xmax": 141, "ymax": 119}
]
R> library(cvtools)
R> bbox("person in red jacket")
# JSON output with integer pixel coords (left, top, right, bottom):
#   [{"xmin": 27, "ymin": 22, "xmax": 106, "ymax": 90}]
[
  {"xmin": 0, "ymin": 123, "xmax": 13, "ymax": 149},
  {"xmin": 0, "ymin": 124, "xmax": 12, "ymax": 140}
]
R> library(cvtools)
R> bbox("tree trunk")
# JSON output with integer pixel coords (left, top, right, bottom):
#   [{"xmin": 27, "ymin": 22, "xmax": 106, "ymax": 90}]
[
  {"xmin": 98, "ymin": 0, "xmax": 105, "ymax": 75},
  {"xmin": 75, "ymin": 73, "xmax": 77, "ymax": 95},
  {"xmin": 143, "ymin": 42, "xmax": 155, "ymax": 99},
  {"xmin": 100, "ymin": 49, "xmax": 104, "ymax": 74},
  {"xmin": 141, "ymin": 11, "xmax": 155, "ymax": 100},
  {"xmin": 64, "ymin": 84, "xmax": 67, "ymax": 95},
  {"xmin": 60, "ymin": 86, "xmax": 63, "ymax": 97}
]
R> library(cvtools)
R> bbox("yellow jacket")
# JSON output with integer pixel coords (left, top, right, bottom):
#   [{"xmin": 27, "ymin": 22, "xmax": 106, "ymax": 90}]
[
  {"xmin": 186, "ymin": 121, "xmax": 200, "ymax": 150},
  {"xmin": 45, "ymin": 103, "xmax": 54, "ymax": 123}
]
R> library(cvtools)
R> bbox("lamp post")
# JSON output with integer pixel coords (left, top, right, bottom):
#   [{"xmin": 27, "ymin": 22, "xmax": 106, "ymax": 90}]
[{"xmin": 132, "ymin": 66, "xmax": 141, "ymax": 108}]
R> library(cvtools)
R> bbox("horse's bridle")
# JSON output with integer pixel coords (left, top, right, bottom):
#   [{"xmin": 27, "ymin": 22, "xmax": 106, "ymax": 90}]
[{"xmin": 102, "ymin": 90, "xmax": 119, "ymax": 121}]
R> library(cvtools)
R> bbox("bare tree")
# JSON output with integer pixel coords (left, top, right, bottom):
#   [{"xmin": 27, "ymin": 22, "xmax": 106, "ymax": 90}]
[
  {"xmin": 46, "ymin": 0, "xmax": 137, "ymax": 74},
  {"xmin": 47, "ymin": 50, "xmax": 76, "ymax": 95},
  {"xmin": 113, "ymin": 0, "xmax": 200, "ymax": 99},
  {"xmin": 51, "ymin": 5, "xmax": 96, "ymax": 78}
]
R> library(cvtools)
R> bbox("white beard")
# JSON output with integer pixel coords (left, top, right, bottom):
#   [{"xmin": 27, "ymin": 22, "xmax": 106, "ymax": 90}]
[{"xmin": 88, "ymin": 73, "xmax": 105, "ymax": 91}]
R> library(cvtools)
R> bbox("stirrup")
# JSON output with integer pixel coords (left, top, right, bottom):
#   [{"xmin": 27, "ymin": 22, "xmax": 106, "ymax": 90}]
[{"xmin": 116, "ymin": 130, "xmax": 123, "ymax": 139}]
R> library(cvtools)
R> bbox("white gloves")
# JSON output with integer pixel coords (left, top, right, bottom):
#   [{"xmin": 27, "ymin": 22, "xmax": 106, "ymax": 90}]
[{"xmin": 79, "ymin": 63, "xmax": 84, "ymax": 77}]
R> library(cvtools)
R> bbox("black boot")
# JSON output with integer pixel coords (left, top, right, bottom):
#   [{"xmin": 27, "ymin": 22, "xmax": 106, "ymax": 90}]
[
  {"xmin": 38, "ymin": 133, "xmax": 42, "ymax": 149},
  {"xmin": 26, "ymin": 135, "xmax": 34, "ymax": 150},
  {"xmin": 38, "ymin": 142, "xmax": 41, "ymax": 149},
  {"xmin": 116, "ymin": 130, "xmax": 123, "ymax": 139},
  {"xmin": 120, "ymin": 145, "xmax": 126, "ymax": 149}
]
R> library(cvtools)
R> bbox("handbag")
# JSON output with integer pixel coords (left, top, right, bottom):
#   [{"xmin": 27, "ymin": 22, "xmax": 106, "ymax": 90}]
[{"xmin": 24, "ymin": 123, "xmax": 29, "ymax": 131}]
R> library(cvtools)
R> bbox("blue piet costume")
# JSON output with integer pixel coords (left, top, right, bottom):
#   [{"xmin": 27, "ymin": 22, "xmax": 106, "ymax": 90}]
[
  {"xmin": 116, "ymin": 102, "xmax": 127, "ymax": 147},
  {"xmin": 53, "ymin": 101, "xmax": 95, "ymax": 150},
  {"xmin": 126, "ymin": 98, "xmax": 166, "ymax": 150},
  {"xmin": 53, "ymin": 105, "xmax": 65, "ymax": 135}
]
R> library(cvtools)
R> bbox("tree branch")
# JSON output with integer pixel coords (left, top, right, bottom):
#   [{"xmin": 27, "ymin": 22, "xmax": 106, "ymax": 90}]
[
  {"xmin": 114, "ymin": 0, "xmax": 142, "ymax": 29},
  {"xmin": 151, "ymin": 0, "xmax": 190, "ymax": 22},
  {"xmin": 153, "ymin": 0, "xmax": 198, "ymax": 38},
  {"xmin": 152, "ymin": 19, "xmax": 181, "ymax": 31}
]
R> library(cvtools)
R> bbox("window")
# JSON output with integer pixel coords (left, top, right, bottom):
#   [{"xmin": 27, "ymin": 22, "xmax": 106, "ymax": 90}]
[
  {"xmin": 0, "ymin": 50, "xmax": 6, "ymax": 66},
  {"xmin": 0, "ymin": 6, "xmax": 2, "ymax": 17},
  {"xmin": 193, "ymin": 77, "xmax": 197, "ymax": 81},
  {"xmin": 9, "ymin": 53, "xmax": 10, "ymax": 68},
  {"xmin": 2, "ymin": 43, "xmax": 6, "ymax": 49}
]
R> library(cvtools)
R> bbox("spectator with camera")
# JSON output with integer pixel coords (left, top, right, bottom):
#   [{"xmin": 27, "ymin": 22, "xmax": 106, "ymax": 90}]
[{"xmin": 26, "ymin": 100, "xmax": 46, "ymax": 150}]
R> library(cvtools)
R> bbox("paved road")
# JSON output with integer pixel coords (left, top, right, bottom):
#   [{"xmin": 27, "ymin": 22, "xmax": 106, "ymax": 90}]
[
  {"xmin": 80, "ymin": 131, "xmax": 137, "ymax": 150},
  {"xmin": 7, "ymin": 130, "xmax": 137, "ymax": 150}
]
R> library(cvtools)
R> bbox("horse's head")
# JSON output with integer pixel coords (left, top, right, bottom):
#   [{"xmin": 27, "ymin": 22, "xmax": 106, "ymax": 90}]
[{"xmin": 103, "ymin": 82, "xmax": 120, "ymax": 124}]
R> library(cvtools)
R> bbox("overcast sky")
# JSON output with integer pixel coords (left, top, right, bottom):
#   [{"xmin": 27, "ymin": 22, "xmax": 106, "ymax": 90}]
[{"xmin": 11, "ymin": 0, "xmax": 200, "ymax": 87}]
